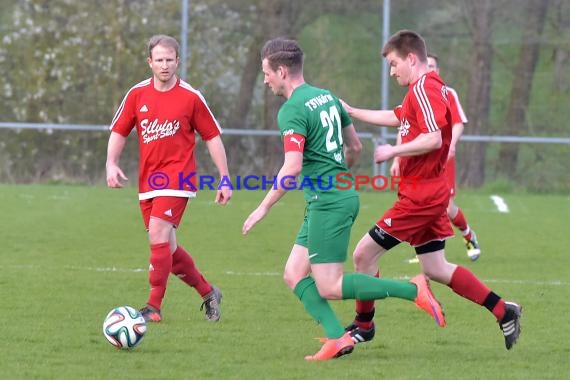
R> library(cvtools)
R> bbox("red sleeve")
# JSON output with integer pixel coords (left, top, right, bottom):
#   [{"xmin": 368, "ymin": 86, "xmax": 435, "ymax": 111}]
[
  {"xmin": 411, "ymin": 78, "xmax": 449, "ymax": 133},
  {"xmin": 110, "ymin": 91, "xmax": 137, "ymax": 137},
  {"xmin": 393, "ymin": 105, "xmax": 403, "ymax": 121},
  {"xmin": 283, "ymin": 133, "xmax": 305, "ymax": 153},
  {"xmin": 447, "ymin": 88, "xmax": 468, "ymax": 125},
  {"xmin": 191, "ymin": 93, "xmax": 222, "ymax": 141}
]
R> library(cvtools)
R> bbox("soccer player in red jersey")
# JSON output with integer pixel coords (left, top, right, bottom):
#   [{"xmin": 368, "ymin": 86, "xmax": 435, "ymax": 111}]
[
  {"xmin": 341, "ymin": 30, "xmax": 521, "ymax": 350},
  {"xmin": 427, "ymin": 53, "xmax": 481, "ymax": 261},
  {"xmin": 106, "ymin": 35, "xmax": 232, "ymax": 323}
]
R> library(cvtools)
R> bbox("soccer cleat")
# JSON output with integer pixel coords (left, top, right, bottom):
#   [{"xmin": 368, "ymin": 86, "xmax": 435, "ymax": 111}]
[
  {"xmin": 345, "ymin": 322, "xmax": 376, "ymax": 344},
  {"xmin": 410, "ymin": 274, "xmax": 446, "ymax": 327},
  {"xmin": 139, "ymin": 305, "xmax": 162, "ymax": 323},
  {"xmin": 465, "ymin": 230, "xmax": 481, "ymax": 261},
  {"xmin": 305, "ymin": 332, "xmax": 354, "ymax": 361},
  {"xmin": 500, "ymin": 302, "xmax": 522, "ymax": 350},
  {"xmin": 200, "ymin": 285, "xmax": 222, "ymax": 322}
]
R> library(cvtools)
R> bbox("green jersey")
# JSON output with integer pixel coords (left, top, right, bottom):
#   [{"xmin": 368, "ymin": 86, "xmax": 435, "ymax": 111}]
[{"xmin": 277, "ymin": 83, "xmax": 357, "ymax": 203}]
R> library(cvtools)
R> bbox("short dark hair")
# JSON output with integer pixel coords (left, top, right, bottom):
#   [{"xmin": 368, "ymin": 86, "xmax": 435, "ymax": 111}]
[
  {"xmin": 148, "ymin": 35, "xmax": 179, "ymax": 58},
  {"xmin": 427, "ymin": 53, "xmax": 439, "ymax": 68},
  {"xmin": 261, "ymin": 38, "xmax": 304, "ymax": 74},
  {"xmin": 382, "ymin": 30, "xmax": 427, "ymax": 63}
]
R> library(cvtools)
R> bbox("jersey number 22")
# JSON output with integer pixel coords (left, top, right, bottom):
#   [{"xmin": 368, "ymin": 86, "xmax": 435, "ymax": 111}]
[{"xmin": 320, "ymin": 106, "xmax": 343, "ymax": 152}]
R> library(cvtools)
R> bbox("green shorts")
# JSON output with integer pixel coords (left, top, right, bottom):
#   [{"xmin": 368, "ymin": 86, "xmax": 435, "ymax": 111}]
[{"xmin": 295, "ymin": 195, "xmax": 359, "ymax": 264}]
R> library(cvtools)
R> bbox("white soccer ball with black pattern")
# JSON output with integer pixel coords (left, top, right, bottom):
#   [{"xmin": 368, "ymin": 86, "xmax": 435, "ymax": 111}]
[{"xmin": 102, "ymin": 306, "xmax": 147, "ymax": 349}]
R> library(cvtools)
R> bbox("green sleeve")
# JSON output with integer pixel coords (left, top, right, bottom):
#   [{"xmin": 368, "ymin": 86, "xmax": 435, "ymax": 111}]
[{"xmin": 277, "ymin": 103, "xmax": 308, "ymax": 137}]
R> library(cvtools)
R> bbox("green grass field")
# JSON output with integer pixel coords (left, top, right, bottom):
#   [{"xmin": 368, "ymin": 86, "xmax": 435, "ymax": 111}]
[{"xmin": 1, "ymin": 184, "xmax": 569, "ymax": 379}]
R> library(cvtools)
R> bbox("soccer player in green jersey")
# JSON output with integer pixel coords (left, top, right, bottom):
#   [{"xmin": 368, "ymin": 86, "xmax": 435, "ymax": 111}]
[{"xmin": 242, "ymin": 38, "xmax": 446, "ymax": 361}]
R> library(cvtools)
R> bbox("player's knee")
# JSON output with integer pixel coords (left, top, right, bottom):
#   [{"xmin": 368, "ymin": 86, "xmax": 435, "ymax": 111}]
[
  {"xmin": 283, "ymin": 269, "xmax": 302, "ymax": 290},
  {"xmin": 352, "ymin": 229, "xmax": 392, "ymax": 272},
  {"xmin": 352, "ymin": 250, "xmax": 372, "ymax": 272},
  {"xmin": 148, "ymin": 222, "xmax": 173, "ymax": 244},
  {"xmin": 447, "ymin": 201, "xmax": 458, "ymax": 218}
]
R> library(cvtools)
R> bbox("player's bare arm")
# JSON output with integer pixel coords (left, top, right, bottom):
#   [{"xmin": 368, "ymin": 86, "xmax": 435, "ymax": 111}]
[
  {"xmin": 242, "ymin": 151, "xmax": 303, "ymax": 235},
  {"xmin": 389, "ymin": 133, "xmax": 403, "ymax": 176},
  {"xmin": 449, "ymin": 122, "xmax": 465, "ymax": 159},
  {"xmin": 106, "ymin": 131, "xmax": 128, "ymax": 188},
  {"xmin": 205, "ymin": 135, "xmax": 232, "ymax": 205},
  {"xmin": 342, "ymin": 124, "xmax": 363, "ymax": 169},
  {"xmin": 340, "ymin": 99, "xmax": 399, "ymax": 127},
  {"xmin": 375, "ymin": 130, "xmax": 442, "ymax": 163}
]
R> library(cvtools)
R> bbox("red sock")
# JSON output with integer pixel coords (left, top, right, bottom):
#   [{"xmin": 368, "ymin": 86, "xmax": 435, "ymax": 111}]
[
  {"xmin": 448, "ymin": 266, "xmax": 505, "ymax": 320},
  {"xmin": 171, "ymin": 246, "xmax": 212, "ymax": 297},
  {"xmin": 492, "ymin": 299, "xmax": 506, "ymax": 321},
  {"xmin": 451, "ymin": 208, "xmax": 469, "ymax": 233},
  {"xmin": 355, "ymin": 271, "xmax": 379, "ymax": 329},
  {"xmin": 147, "ymin": 242, "xmax": 172, "ymax": 310}
]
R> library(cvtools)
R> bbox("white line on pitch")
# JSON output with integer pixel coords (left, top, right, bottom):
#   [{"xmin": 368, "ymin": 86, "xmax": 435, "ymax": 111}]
[
  {"xmin": 225, "ymin": 270, "xmax": 281, "ymax": 276},
  {"xmin": 490, "ymin": 194, "xmax": 509, "ymax": 213},
  {"xmin": 4, "ymin": 265, "xmax": 568, "ymax": 287}
]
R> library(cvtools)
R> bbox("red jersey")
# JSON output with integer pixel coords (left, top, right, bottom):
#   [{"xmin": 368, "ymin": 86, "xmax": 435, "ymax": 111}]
[
  {"xmin": 110, "ymin": 78, "xmax": 222, "ymax": 199},
  {"xmin": 447, "ymin": 86, "xmax": 468, "ymax": 125},
  {"xmin": 394, "ymin": 71, "xmax": 452, "ymax": 180}
]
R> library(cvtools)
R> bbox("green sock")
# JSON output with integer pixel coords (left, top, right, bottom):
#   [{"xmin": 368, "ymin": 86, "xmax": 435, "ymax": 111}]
[
  {"xmin": 341, "ymin": 273, "xmax": 417, "ymax": 301},
  {"xmin": 293, "ymin": 277, "xmax": 344, "ymax": 339}
]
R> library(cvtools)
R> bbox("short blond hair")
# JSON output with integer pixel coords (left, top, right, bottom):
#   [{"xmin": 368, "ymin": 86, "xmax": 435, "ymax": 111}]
[{"xmin": 147, "ymin": 35, "xmax": 179, "ymax": 58}]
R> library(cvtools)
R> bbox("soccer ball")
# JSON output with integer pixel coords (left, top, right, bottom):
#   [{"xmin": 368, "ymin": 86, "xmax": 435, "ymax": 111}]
[{"xmin": 102, "ymin": 306, "xmax": 146, "ymax": 349}]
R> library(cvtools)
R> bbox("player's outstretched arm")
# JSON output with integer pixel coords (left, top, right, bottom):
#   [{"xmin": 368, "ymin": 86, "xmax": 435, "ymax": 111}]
[
  {"xmin": 106, "ymin": 132, "xmax": 128, "ymax": 188},
  {"xmin": 340, "ymin": 99, "xmax": 399, "ymax": 127},
  {"xmin": 242, "ymin": 151, "xmax": 302, "ymax": 235},
  {"xmin": 205, "ymin": 135, "xmax": 232, "ymax": 205}
]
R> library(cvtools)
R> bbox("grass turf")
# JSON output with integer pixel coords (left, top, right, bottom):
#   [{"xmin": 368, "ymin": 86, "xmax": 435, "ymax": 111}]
[{"xmin": 1, "ymin": 184, "xmax": 568, "ymax": 379}]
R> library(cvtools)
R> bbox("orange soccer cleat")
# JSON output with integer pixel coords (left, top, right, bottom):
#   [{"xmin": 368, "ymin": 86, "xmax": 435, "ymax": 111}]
[
  {"xmin": 410, "ymin": 274, "xmax": 446, "ymax": 327},
  {"xmin": 305, "ymin": 332, "xmax": 355, "ymax": 361}
]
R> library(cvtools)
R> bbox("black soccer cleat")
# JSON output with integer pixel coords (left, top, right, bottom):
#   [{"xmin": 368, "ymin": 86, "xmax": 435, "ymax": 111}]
[
  {"xmin": 500, "ymin": 302, "xmax": 522, "ymax": 350},
  {"xmin": 200, "ymin": 285, "xmax": 222, "ymax": 322},
  {"xmin": 345, "ymin": 322, "xmax": 376, "ymax": 344},
  {"xmin": 139, "ymin": 305, "xmax": 162, "ymax": 323}
]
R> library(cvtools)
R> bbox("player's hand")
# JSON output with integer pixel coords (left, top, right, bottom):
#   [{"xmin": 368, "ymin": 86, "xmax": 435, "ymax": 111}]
[
  {"xmin": 390, "ymin": 158, "xmax": 400, "ymax": 176},
  {"xmin": 106, "ymin": 164, "xmax": 128, "ymax": 188},
  {"xmin": 374, "ymin": 144, "xmax": 395, "ymax": 163},
  {"xmin": 242, "ymin": 206, "xmax": 269, "ymax": 235},
  {"xmin": 215, "ymin": 187, "xmax": 232, "ymax": 205}
]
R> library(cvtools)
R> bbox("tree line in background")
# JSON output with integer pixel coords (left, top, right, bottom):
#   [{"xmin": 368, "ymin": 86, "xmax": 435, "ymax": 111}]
[{"xmin": 0, "ymin": 0, "xmax": 569, "ymax": 192}]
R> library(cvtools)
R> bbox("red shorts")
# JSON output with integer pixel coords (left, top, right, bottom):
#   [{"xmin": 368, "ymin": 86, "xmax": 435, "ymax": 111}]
[
  {"xmin": 445, "ymin": 157, "xmax": 456, "ymax": 197},
  {"xmin": 376, "ymin": 178, "xmax": 454, "ymax": 247},
  {"xmin": 139, "ymin": 196, "xmax": 189, "ymax": 229}
]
